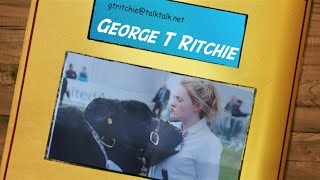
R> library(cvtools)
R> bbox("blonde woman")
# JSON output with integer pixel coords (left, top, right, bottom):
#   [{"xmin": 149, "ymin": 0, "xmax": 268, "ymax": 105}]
[{"xmin": 148, "ymin": 77, "xmax": 222, "ymax": 180}]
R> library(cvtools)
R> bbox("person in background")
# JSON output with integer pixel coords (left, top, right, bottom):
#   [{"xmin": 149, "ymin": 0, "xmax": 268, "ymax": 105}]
[
  {"xmin": 226, "ymin": 99, "xmax": 248, "ymax": 140},
  {"xmin": 59, "ymin": 77, "xmax": 70, "ymax": 106},
  {"xmin": 152, "ymin": 82, "xmax": 170, "ymax": 118},
  {"xmin": 230, "ymin": 100, "xmax": 249, "ymax": 138},
  {"xmin": 224, "ymin": 96, "xmax": 237, "ymax": 112},
  {"xmin": 66, "ymin": 64, "xmax": 77, "ymax": 79},
  {"xmin": 78, "ymin": 66, "xmax": 88, "ymax": 82},
  {"xmin": 223, "ymin": 96, "xmax": 237, "ymax": 139},
  {"xmin": 148, "ymin": 77, "xmax": 222, "ymax": 180}
]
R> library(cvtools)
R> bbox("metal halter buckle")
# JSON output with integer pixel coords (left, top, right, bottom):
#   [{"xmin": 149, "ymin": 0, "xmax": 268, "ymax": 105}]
[
  {"xmin": 150, "ymin": 131, "xmax": 159, "ymax": 145},
  {"xmin": 101, "ymin": 136, "xmax": 116, "ymax": 148}
]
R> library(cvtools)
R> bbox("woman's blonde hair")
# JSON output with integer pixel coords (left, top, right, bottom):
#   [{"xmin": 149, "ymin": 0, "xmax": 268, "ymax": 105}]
[{"xmin": 180, "ymin": 77, "xmax": 221, "ymax": 125}]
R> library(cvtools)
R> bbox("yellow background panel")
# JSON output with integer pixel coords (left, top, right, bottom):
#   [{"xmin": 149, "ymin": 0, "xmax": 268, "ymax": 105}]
[{"xmin": 1, "ymin": 0, "xmax": 311, "ymax": 179}]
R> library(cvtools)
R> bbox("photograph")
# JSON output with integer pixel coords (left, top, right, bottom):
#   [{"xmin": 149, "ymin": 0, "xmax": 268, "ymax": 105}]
[{"xmin": 45, "ymin": 52, "xmax": 255, "ymax": 180}]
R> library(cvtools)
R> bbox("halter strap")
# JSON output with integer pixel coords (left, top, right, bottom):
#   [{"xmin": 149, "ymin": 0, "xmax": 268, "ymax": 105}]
[
  {"xmin": 142, "ymin": 118, "xmax": 161, "ymax": 161},
  {"xmin": 88, "ymin": 117, "xmax": 162, "ymax": 172},
  {"xmin": 86, "ymin": 121, "xmax": 110, "ymax": 169}
]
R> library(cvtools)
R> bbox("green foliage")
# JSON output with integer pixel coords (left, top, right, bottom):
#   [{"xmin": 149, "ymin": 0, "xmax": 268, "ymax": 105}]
[{"xmin": 58, "ymin": 104, "xmax": 86, "ymax": 112}]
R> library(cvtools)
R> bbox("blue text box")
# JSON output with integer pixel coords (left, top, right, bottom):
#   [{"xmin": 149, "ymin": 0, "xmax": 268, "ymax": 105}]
[{"xmin": 89, "ymin": 0, "xmax": 247, "ymax": 68}]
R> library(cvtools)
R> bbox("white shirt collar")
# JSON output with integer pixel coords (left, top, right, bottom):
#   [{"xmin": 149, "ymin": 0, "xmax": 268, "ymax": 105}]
[
  {"xmin": 171, "ymin": 118, "xmax": 208, "ymax": 135},
  {"xmin": 184, "ymin": 118, "xmax": 207, "ymax": 134}
]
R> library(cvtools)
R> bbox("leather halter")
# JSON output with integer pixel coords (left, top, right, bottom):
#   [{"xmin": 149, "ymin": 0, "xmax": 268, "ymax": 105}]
[
  {"xmin": 143, "ymin": 118, "xmax": 161, "ymax": 158},
  {"xmin": 98, "ymin": 117, "xmax": 161, "ymax": 173},
  {"xmin": 86, "ymin": 121, "xmax": 110, "ymax": 169},
  {"xmin": 139, "ymin": 117, "xmax": 161, "ymax": 174}
]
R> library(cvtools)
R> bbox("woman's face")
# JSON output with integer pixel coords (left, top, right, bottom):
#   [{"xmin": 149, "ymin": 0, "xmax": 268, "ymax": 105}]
[{"xmin": 170, "ymin": 85, "xmax": 197, "ymax": 121}]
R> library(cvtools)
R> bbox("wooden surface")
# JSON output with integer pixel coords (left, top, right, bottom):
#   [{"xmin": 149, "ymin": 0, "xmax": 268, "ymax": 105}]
[{"xmin": 0, "ymin": 1, "xmax": 320, "ymax": 179}]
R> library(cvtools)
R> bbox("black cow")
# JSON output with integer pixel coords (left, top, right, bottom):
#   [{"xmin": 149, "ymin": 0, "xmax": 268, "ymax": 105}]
[
  {"xmin": 47, "ymin": 107, "xmax": 106, "ymax": 168},
  {"xmin": 47, "ymin": 98, "xmax": 183, "ymax": 176}
]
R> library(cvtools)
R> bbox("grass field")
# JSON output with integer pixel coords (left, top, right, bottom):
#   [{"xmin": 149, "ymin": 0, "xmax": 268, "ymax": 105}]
[{"xmin": 219, "ymin": 143, "xmax": 243, "ymax": 180}]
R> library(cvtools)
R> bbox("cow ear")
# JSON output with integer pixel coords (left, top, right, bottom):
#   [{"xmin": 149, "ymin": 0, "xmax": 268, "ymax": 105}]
[
  {"xmin": 125, "ymin": 100, "xmax": 149, "ymax": 111},
  {"xmin": 84, "ymin": 98, "xmax": 117, "ymax": 123},
  {"xmin": 125, "ymin": 100, "xmax": 154, "ymax": 119}
]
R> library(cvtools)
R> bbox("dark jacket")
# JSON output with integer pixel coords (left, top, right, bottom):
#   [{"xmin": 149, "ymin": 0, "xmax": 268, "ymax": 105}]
[{"xmin": 152, "ymin": 88, "xmax": 170, "ymax": 103}]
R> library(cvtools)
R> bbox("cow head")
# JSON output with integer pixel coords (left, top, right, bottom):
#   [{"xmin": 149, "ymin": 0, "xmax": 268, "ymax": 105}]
[{"xmin": 84, "ymin": 98, "xmax": 183, "ymax": 174}]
